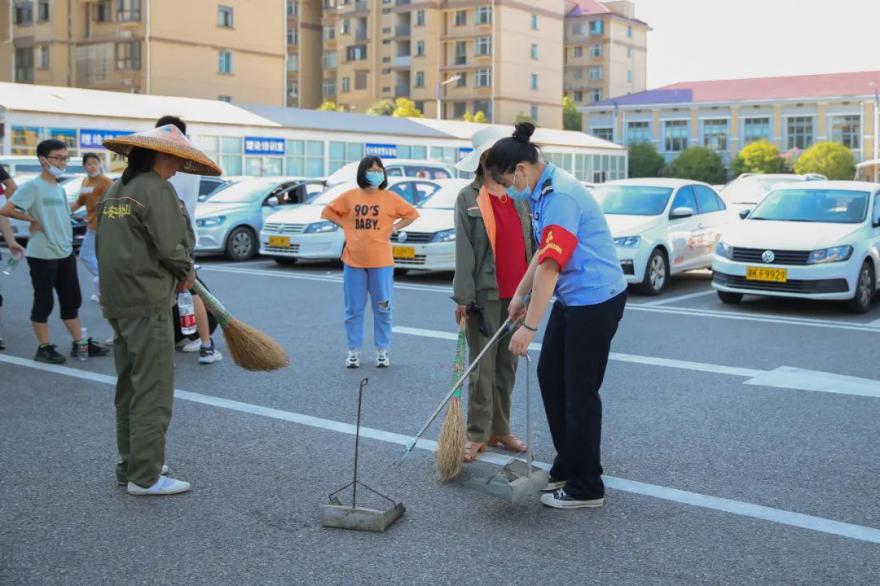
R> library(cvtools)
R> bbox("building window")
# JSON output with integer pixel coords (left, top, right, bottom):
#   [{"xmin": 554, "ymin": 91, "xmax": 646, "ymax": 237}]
[
  {"xmin": 627, "ymin": 121, "xmax": 651, "ymax": 144},
  {"xmin": 574, "ymin": 46, "xmax": 584, "ymax": 58},
  {"xmin": 664, "ymin": 120, "xmax": 689, "ymax": 152},
  {"xmin": 342, "ymin": 19, "xmax": 350, "ymax": 34},
  {"xmin": 37, "ymin": 0, "xmax": 50, "ymax": 21},
  {"xmin": 476, "ymin": 6, "xmax": 492, "ymax": 25},
  {"xmin": 572, "ymin": 22, "xmax": 584, "ymax": 36},
  {"xmin": 287, "ymin": 0, "xmax": 296, "ymax": 17},
  {"xmin": 287, "ymin": 28, "xmax": 295, "ymax": 45},
  {"xmin": 218, "ymin": 95, "xmax": 232, "ymax": 103},
  {"xmin": 474, "ymin": 99, "xmax": 492, "ymax": 119},
  {"xmin": 530, "ymin": 74, "xmax": 538, "ymax": 90},
  {"xmin": 94, "ymin": 0, "xmax": 112, "ymax": 22},
  {"xmin": 830, "ymin": 115, "xmax": 861, "ymax": 149},
  {"xmin": 456, "ymin": 72, "xmax": 467, "ymax": 87},
  {"xmin": 412, "ymin": 40, "xmax": 423, "ymax": 57},
  {"xmin": 454, "ymin": 10, "xmax": 467, "ymax": 26},
  {"xmin": 454, "ymin": 41, "xmax": 467, "ymax": 65},
  {"xmin": 14, "ymin": 0, "xmax": 34, "ymax": 24},
  {"xmin": 627, "ymin": 25, "xmax": 633, "ymax": 38},
  {"xmin": 476, "ymin": 37, "xmax": 492, "ymax": 56},
  {"xmin": 590, "ymin": 43, "xmax": 602, "ymax": 57},
  {"xmin": 218, "ymin": 5, "xmax": 233, "ymax": 28},
  {"xmin": 703, "ymin": 119, "xmax": 729, "ymax": 151},
  {"xmin": 588, "ymin": 66, "xmax": 603, "ymax": 81},
  {"xmin": 329, "ymin": 142, "xmax": 364, "ymax": 174},
  {"xmin": 627, "ymin": 70, "xmax": 633, "ymax": 83},
  {"xmin": 116, "ymin": 0, "xmax": 141, "ymax": 22},
  {"xmin": 415, "ymin": 10, "xmax": 425, "ymax": 26},
  {"xmin": 592, "ymin": 128, "xmax": 614, "ymax": 141},
  {"xmin": 14, "ymin": 47, "xmax": 34, "ymax": 82},
  {"xmin": 346, "ymin": 45, "xmax": 367, "ymax": 61},
  {"xmin": 286, "ymin": 140, "xmax": 324, "ymax": 178},
  {"xmin": 590, "ymin": 19, "xmax": 604, "ymax": 35},
  {"xmin": 530, "ymin": 104, "xmax": 539, "ymax": 122},
  {"xmin": 743, "ymin": 117, "xmax": 771, "ymax": 144},
  {"xmin": 287, "ymin": 54, "xmax": 299, "ymax": 72},
  {"xmin": 116, "ymin": 42, "xmax": 141, "ymax": 70},
  {"xmin": 572, "ymin": 68, "xmax": 583, "ymax": 80},
  {"xmin": 475, "ymin": 68, "xmax": 491, "ymax": 88},
  {"xmin": 530, "ymin": 43, "xmax": 538, "ymax": 60},
  {"xmin": 341, "ymin": 77, "xmax": 350, "ymax": 92},
  {"xmin": 38, "ymin": 46, "xmax": 50, "ymax": 69},
  {"xmin": 589, "ymin": 89, "xmax": 601, "ymax": 103},
  {"xmin": 355, "ymin": 71, "xmax": 368, "ymax": 91},
  {"xmin": 786, "ymin": 116, "xmax": 814, "ymax": 150},
  {"xmin": 573, "ymin": 91, "xmax": 583, "ymax": 102},
  {"xmin": 627, "ymin": 47, "xmax": 632, "ymax": 58},
  {"xmin": 530, "ymin": 14, "xmax": 538, "ymax": 30},
  {"xmin": 415, "ymin": 71, "xmax": 425, "ymax": 88},
  {"xmin": 218, "ymin": 49, "xmax": 232, "ymax": 74},
  {"xmin": 322, "ymin": 78, "xmax": 336, "ymax": 98},
  {"xmin": 322, "ymin": 51, "xmax": 337, "ymax": 68},
  {"xmin": 453, "ymin": 102, "xmax": 467, "ymax": 119}
]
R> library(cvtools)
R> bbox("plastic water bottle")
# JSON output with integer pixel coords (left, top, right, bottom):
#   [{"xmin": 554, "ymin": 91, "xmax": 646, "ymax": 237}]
[
  {"xmin": 2, "ymin": 252, "xmax": 23, "ymax": 276},
  {"xmin": 178, "ymin": 291, "xmax": 197, "ymax": 336},
  {"xmin": 78, "ymin": 327, "xmax": 89, "ymax": 362}
]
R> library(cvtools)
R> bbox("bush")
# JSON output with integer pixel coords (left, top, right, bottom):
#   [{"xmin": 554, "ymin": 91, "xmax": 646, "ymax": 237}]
[
  {"xmin": 317, "ymin": 100, "xmax": 341, "ymax": 112},
  {"xmin": 731, "ymin": 140, "xmax": 788, "ymax": 176},
  {"xmin": 628, "ymin": 142, "xmax": 665, "ymax": 178},
  {"xmin": 794, "ymin": 141, "xmax": 856, "ymax": 180},
  {"xmin": 563, "ymin": 96, "xmax": 582, "ymax": 131},
  {"xmin": 391, "ymin": 98, "xmax": 424, "ymax": 118},
  {"xmin": 463, "ymin": 111, "xmax": 488, "ymax": 123},
  {"xmin": 666, "ymin": 147, "xmax": 727, "ymax": 184},
  {"xmin": 367, "ymin": 100, "xmax": 395, "ymax": 116}
]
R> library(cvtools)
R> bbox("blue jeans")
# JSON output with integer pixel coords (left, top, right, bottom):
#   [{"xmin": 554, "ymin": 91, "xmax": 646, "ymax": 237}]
[
  {"xmin": 343, "ymin": 265, "xmax": 393, "ymax": 351},
  {"xmin": 79, "ymin": 229, "xmax": 100, "ymax": 294}
]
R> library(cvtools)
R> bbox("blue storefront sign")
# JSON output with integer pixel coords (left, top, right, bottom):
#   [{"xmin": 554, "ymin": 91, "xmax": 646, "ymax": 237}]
[
  {"xmin": 244, "ymin": 137, "xmax": 286, "ymax": 156},
  {"xmin": 365, "ymin": 143, "xmax": 398, "ymax": 159},
  {"xmin": 457, "ymin": 147, "xmax": 474, "ymax": 161},
  {"xmin": 79, "ymin": 129, "xmax": 133, "ymax": 149}
]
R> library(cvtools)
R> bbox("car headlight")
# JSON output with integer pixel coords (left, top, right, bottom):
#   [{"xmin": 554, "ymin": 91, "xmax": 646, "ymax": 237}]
[
  {"xmin": 715, "ymin": 241, "xmax": 733, "ymax": 259},
  {"xmin": 613, "ymin": 236, "xmax": 641, "ymax": 248},
  {"xmin": 304, "ymin": 221, "xmax": 339, "ymax": 234},
  {"xmin": 196, "ymin": 216, "xmax": 226, "ymax": 228},
  {"xmin": 808, "ymin": 245, "xmax": 853, "ymax": 264},
  {"xmin": 431, "ymin": 229, "xmax": 456, "ymax": 243}
]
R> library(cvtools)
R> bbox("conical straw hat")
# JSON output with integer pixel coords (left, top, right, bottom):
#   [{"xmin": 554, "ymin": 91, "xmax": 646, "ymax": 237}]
[{"xmin": 103, "ymin": 124, "xmax": 223, "ymax": 176}]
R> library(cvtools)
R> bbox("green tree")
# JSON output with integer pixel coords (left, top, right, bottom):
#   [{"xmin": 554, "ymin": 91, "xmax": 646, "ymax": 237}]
[
  {"xmin": 463, "ymin": 111, "xmax": 488, "ymax": 123},
  {"xmin": 317, "ymin": 100, "xmax": 341, "ymax": 111},
  {"xmin": 366, "ymin": 100, "xmax": 395, "ymax": 116},
  {"xmin": 391, "ymin": 97, "xmax": 424, "ymax": 118},
  {"xmin": 666, "ymin": 147, "xmax": 727, "ymax": 184},
  {"xmin": 731, "ymin": 140, "xmax": 788, "ymax": 176},
  {"xmin": 627, "ymin": 142, "xmax": 665, "ymax": 178},
  {"xmin": 794, "ymin": 141, "xmax": 856, "ymax": 180},
  {"xmin": 562, "ymin": 96, "xmax": 582, "ymax": 131},
  {"xmin": 515, "ymin": 112, "xmax": 535, "ymax": 125}
]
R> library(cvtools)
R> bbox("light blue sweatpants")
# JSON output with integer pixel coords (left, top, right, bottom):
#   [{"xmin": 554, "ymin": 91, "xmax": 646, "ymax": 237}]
[
  {"xmin": 79, "ymin": 229, "xmax": 100, "ymax": 295},
  {"xmin": 343, "ymin": 264, "xmax": 393, "ymax": 351}
]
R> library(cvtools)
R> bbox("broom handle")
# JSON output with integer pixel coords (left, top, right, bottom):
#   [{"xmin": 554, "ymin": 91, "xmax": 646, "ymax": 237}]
[
  {"xmin": 192, "ymin": 279, "xmax": 233, "ymax": 327},
  {"xmin": 400, "ymin": 315, "xmax": 514, "ymax": 460}
]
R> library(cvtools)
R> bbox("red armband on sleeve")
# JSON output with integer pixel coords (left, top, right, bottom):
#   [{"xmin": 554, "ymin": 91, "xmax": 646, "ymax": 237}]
[{"xmin": 538, "ymin": 225, "xmax": 577, "ymax": 268}]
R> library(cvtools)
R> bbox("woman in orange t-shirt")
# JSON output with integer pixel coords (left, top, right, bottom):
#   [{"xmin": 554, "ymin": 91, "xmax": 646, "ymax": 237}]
[{"xmin": 321, "ymin": 157, "xmax": 419, "ymax": 368}]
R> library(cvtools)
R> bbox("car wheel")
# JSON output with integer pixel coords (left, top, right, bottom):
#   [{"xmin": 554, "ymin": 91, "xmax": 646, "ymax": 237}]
[
  {"xmin": 637, "ymin": 248, "xmax": 669, "ymax": 295},
  {"xmin": 847, "ymin": 261, "xmax": 875, "ymax": 314},
  {"xmin": 717, "ymin": 291, "xmax": 743, "ymax": 305},
  {"xmin": 225, "ymin": 227, "xmax": 256, "ymax": 261},
  {"xmin": 273, "ymin": 256, "xmax": 297, "ymax": 266}
]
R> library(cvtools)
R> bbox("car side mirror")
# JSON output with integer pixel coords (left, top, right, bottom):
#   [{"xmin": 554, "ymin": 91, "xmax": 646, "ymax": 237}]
[
  {"xmin": 266, "ymin": 197, "xmax": 279, "ymax": 208},
  {"xmin": 670, "ymin": 207, "xmax": 694, "ymax": 219},
  {"xmin": 739, "ymin": 209, "xmax": 751, "ymax": 220}
]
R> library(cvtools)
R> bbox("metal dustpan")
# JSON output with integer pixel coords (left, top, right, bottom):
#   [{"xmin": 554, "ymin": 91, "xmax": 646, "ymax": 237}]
[
  {"xmin": 321, "ymin": 379, "xmax": 405, "ymax": 532},
  {"xmin": 471, "ymin": 355, "xmax": 548, "ymax": 503}
]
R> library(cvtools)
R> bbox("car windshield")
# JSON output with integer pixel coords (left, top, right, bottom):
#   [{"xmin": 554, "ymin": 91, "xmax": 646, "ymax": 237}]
[
  {"xmin": 594, "ymin": 185, "xmax": 673, "ymax": 216},
  {"xmin": 750, "ymin": 189, "xmax": 869, "ymax": 224},
  {"xmin": 208, "ymin": 180, "xmax": 278, "ymax": 203},
  {"xmin": 418, "ymin": 186, "xmax": 458, "ymax": 209},
  {"xmin": 311, "ymin": 183, "xmax": 356, "ymax": 205}
]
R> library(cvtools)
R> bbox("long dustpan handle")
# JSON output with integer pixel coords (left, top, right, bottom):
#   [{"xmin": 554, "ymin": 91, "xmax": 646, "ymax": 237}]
[{"xmin": 525, "ymin": 354, "xmax": 533, "ymax": 476}]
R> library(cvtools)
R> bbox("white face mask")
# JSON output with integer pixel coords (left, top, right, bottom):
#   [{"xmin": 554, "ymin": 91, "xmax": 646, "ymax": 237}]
[{"xmin": 47, "ymin": 164, "xmax": 65, "ymax": 178}]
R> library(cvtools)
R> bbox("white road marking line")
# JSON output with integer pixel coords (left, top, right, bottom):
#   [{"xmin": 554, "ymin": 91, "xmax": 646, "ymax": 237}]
[
  {"xmin": 393, "ymin": 326, "xmax": 880, "ymax": 397},
  {"xmin": 2, "ymin": 352, "xmax": 878, "ymax": 546},
  {"xmin": 202, "ymin": 266, "xmax": 880, "ymax": 333},
  {"xmin": 641, "ymin": 290, "xmax": 717, "ymax": 307}
]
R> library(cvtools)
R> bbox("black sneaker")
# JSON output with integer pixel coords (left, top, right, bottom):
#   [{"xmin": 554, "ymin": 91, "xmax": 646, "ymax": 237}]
[
  {"xmin": 198, "ymin": 342, "xmax": 223, "ymax": 365},
  {"xmin": 0, "ymin": 337, "xmax": 5, "ymax": 351},
  {"xmin": 540, "ymin": 489, "xmax": 604, "ymax": 509},
  {"xmin": 69, "ymin": 338, "xmax": 110, "ymax": 358},
  {"xmin": 36, "ymin": 344, "xmax": 66, "ymax": 364},
  {"xmin": 541, "ymin": 477, "xmax": 567, "ymax": 493}
]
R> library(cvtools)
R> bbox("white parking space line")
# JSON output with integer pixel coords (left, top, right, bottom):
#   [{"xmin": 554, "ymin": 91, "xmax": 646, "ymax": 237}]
[
  {"xmin": 2, "ymin": 352, "xmax": 878, "ymax": 546},
  {"xmin": 393, "ymin": 326, "xmax": 880, "ymax": 398},
  {"xmin": 640, "ymin": 290, "xmax": 717, "ymax": 307}
]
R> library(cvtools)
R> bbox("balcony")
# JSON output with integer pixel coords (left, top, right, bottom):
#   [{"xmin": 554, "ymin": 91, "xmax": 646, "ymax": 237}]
[
  {"xmin": 397, "ymin": 0, "xmax": 411, "ymax": 5},
  {"xmin": 394, "ymin": 55, "xmax": 412, "ymax": 67},
  {"xmin": 395, "ymin": 85, "xmax": 411, "ymax": 97},
  {"xmin": 396, "ymin": 24, "xmax": 411, "ymax": 37},
  {"xmin": 355, "ymin": 28, "xmax": 368, "ymax": 41}
]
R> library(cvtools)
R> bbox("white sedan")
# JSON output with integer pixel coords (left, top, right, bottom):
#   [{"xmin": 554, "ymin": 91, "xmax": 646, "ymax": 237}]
[
  {"xmin": 259, "ymin": 178, "xmax": 443, "ymax": 264},
  {"xmin": 391, "ymin": 179, "xmax": 470, "ymax": 272},
  {"xmin": 594, "ymin": 178, "xmax": 739, "ymax": 295},
  {"xmin": 713, "ymin": 181, "xmax": 880, "ymax": 313},
  {"xmin": 719, "ymin": 173, "xmax": 825, "ymax": 215}
]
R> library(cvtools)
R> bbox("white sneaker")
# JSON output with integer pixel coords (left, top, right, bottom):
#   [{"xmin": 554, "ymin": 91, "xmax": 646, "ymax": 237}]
[
  {"xmin": 345, "ymin": 350, "xmax": 360, "ymax": 369},
  {"xmin": 199, "ymin": 343, "xmax": 223, "ymax": 364},
  {"xmin": 375, "ymin": 349, "xmax": 390, "ymax": 368},
  {"xmin": 182, "ymin": 339, "xmax": 202, "ymax": 353},
  {"xmin": 127, "ymin": 475, "xmax": 190, "ymax": 496},
  {"xmin": 118, "ymin": 464, "xmax": 170, "ymax": 486}
]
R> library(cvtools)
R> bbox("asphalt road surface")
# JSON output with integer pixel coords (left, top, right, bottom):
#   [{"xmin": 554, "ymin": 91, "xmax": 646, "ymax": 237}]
[{"xmin": 2, "ymin": 254, "xmax": 879, "ymax": 585}]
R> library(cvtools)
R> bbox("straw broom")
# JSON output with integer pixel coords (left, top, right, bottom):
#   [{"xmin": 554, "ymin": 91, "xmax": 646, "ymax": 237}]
[
  {"xmin": 436, "ymin": 319, "xmax": 468, "ymax": 481},
  {"xmin": 192, "ymin": 280, "xmax": 290, "ymax": 372}
]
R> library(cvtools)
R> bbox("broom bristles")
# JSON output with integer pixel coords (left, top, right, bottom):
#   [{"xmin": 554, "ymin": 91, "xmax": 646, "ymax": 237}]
[
  {"xmin": 220, "ymin": 318, "xmax": 290, "ymax": 372},
  {"xmin": 435, "ymin": 397, "xmax": 465, "ymax": 481}
]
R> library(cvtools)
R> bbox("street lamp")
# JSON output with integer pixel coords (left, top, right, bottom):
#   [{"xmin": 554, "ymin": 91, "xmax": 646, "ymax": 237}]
[{"xmin": 436, "ymin": 75, "xmax": 462, "ymax": 121}]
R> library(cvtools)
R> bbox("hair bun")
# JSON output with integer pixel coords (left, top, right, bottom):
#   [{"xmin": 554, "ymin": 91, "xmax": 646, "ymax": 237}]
[{"xmin": 512, "ymin": 122, "xmax": 536, "ymax": 143}]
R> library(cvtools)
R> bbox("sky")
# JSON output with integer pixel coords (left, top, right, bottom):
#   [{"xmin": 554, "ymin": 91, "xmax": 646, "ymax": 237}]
[{"xmin": 634, "ymin": 0, "xmax": 880, "ymax": 88}]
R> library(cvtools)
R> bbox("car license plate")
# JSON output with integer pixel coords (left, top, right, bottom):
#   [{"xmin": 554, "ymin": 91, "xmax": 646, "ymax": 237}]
[
  {"xmin": 268, "ymin": 235, "xmax": 291, "ymax": 248},
  {"xmin": 393, "ymin": 246, "xmax": 415, "ymax": 259},
  {"xmin": 746, "ymin": 266, "xmax": 787, "ymax": 283}
]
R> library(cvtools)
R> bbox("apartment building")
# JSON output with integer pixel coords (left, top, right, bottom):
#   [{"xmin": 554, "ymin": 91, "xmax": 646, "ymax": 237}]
[
  {"xmin": 287, "ymin": 0, "xmax": 566, "ymax": 128},
  {"xmin": 1, "ymin": 0, "xmax": 286, "ymax": 106},
  {"xmin": 563, "ymin": 0, "xmax": 648, "ymax": 107},
  {"xmin": 581, "ymin": 70, "xmax": 880, "ymax": 168}
]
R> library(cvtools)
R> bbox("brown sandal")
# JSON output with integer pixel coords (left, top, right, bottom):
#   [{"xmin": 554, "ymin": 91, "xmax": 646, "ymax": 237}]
[
  {"xmin": 463, "ymin": 441, "xmax": 486, "ymax": 463},
  {"xmin": 489, "ymin": 434, "xmax": 527, "ymax": 453}
]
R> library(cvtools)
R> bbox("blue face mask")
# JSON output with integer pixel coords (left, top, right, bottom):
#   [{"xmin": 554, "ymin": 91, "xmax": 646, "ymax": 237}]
[
  {"xmin": 366, "ymin": 171, "xmax": 385, "ymax": 188},
  {"xmin": 505, "ymin": 170, "xmax": 531, "ymax": 201}
]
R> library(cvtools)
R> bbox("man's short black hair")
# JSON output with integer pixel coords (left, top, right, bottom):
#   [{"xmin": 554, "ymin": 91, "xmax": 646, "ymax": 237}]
[
  {"xmin": 82, "ymin": 152, "xmax": 102, "ymax": 164},
  {"xmin": 36, "ymin": 139, "xmax": 68, "ymax": 159},
  {"xmin": 356, "ymin": 156, "xmax": 388, "ymax": 190},
  {"xmin": 156, "ymin": 115, "xmax": 186, "ymax": 133}
]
